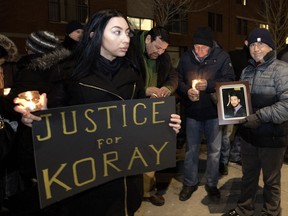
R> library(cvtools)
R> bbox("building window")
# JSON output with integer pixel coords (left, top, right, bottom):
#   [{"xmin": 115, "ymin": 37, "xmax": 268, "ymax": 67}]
[
  {"xmin": 48, "ymin": 0, "xmax": 88, "ymax": 23},
  {"xmin": 165, "ymin": 10, "xmax": 188, "ymax": 34},
  {"xmin": 259, "ymin": 24, "xmax": 269, "ymax": 29},
  {"xmin": 208, "ymin": 12, "xmax": 223, "ymax": 32},
  {"xmin": 236, "ymin": 0, "xmax": 247, "ymax": 6},
  {"xmin": 127, "ymin": 17, "xmax": 154, "ymax": 31},
  {"xmin": 236, "ymin": 18, "xmax": 248, "ymax": 35}
]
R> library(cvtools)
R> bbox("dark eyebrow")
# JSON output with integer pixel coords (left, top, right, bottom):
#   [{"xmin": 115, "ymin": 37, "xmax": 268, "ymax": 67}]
[{"xmin": 111, "ymin": 26, "xmax": 130, "ymax": 31}]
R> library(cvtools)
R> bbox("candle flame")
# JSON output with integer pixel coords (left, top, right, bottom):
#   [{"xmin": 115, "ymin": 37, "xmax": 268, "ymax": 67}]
[
  {"xmin": 18, "ymin": 91, "xmax": 40, "ymax": 112},
  {"xmin": 4, "ymin": 88, "xmax": 11, "ymax": 96},
  {"xmin": 25, "ymin": 91, "xmax": 33, "ymax": 100},
  {"xmin": 192, "ymin": 79, "xmax": 200, "ymax": 90}
]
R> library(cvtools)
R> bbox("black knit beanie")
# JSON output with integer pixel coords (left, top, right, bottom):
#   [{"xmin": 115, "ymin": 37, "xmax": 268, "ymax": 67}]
[
  {"xmin": 192, "ymin": 27, "xmax": 213, "ymax": 47},
  {"xmin": 66, "ymin": 20, "xmax": 83, "ymax": 35},
  {"xmin": 247, "ymin": 28, "xmax": 275, "ymax": 49}
]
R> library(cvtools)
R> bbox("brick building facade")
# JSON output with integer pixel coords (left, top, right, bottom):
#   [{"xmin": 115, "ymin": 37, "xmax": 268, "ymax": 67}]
[{"xmin": 0, "ymin": 0, "xmax": 263, "ymax": 56}]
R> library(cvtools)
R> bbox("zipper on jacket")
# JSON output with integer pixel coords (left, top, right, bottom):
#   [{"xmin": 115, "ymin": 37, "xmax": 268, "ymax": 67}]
[
  {"xmin": 79, "ymin": 82, "xmax": 125, "ymax": 100},
  {"xmin": 80, "ymin": 82, "xmax": 136, "ymax": 215},
  {"xmin": 131, "ymin": 83, "xmax": 136, "ymax": 99},
  {"xmin": 79, "ymin": 82, "xmax": 137, "ymax": 100}
]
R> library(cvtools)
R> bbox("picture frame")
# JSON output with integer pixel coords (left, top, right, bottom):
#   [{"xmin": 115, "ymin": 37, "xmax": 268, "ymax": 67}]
[{"xmin": 215, "ymin": 81, "xmax": 252, "ymax": 125}]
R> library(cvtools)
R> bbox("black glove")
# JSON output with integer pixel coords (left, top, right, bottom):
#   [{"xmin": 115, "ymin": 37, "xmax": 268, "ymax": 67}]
[{"xmin": 239, "ymin": 111, "xmax": 262, "ymax": 129}]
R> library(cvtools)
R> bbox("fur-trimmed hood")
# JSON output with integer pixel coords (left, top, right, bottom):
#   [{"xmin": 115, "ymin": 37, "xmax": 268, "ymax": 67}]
[
  {"xmin": 0, "ymin": 34, "xmax": 18, "ymax": 62},
  {"xmin": 27, "ymin": 47, "xmax": 71, "ymax": 70}
]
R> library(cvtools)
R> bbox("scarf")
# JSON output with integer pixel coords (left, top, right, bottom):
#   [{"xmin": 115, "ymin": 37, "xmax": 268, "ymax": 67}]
[{"xmin": 97, "ymin": 56, "xmax": 123, "ymax": 80}]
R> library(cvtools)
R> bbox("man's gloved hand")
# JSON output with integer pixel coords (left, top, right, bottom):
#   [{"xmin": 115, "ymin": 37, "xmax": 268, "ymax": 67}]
[{"xmin": 239, "ymin": 111, "xmax": 262, "ymax": 129}]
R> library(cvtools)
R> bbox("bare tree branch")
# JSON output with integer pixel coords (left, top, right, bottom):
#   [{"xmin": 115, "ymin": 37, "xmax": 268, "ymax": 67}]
[
  {"xmin": 259, "ymin": 0, "xmax": 288, "ymax": 51},
  {"xmin": 153, "ymin": 0, "xmax": 221, "ymax": 26}
]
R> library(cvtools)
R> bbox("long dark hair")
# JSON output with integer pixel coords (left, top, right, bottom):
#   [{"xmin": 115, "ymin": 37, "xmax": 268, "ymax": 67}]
[{"xmin": 71, "ymin": 9, "xmax": 130, "ymax": 79}]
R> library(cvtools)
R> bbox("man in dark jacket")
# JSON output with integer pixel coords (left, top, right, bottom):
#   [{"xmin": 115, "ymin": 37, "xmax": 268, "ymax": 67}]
[
  {"xmin": 177, "ymin": 26, "xmax": 235, "ymax": 202},
  {"xmin": 223, "ymin": 28, "xmax": 288, "ymax": 216},
  {"xmin": 129, "ymin": 27, "xmax": 178, "ymax": 206}
]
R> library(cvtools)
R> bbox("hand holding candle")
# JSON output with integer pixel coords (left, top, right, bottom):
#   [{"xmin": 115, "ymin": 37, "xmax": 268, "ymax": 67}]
[
  {"xmin": 195, "ymin": 79, "xmax": 207, "ymax": 91},
  {"xmin": 15, "ymin": 91, "xmax": 47, "ymax": 112},
  {"xmin": 191, "ymin": 79, "xmax": 200, "ymax": 101},
  {"xmin": 14, "ymin": 91, "xmax": 47, "ymax": 127},
  {"xmin": 17, "ymin": 91, "xmax": 41, "ymax": 112}
]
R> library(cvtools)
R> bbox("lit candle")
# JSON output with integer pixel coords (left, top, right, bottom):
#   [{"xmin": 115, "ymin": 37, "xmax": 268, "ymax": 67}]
[
  {"xmin": 191, "ymin": 79, "xmax": 200, "ymax": 101},
  {"xmin": 192, "ymin": 79, "xmax": 200, "ymax": 90},
  {"xmin": 18, "ymin": 91, "xmax": 41, "ymax": 112},
  {"xmin": 4, "ymin": 88, "xmax": 11, "ymax": 96}
]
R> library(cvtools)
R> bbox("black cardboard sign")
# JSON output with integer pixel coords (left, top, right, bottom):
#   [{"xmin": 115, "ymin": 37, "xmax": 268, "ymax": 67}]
[{"xmin": 32, "ymin": 97, "xmax": 176, "ymax": 208}]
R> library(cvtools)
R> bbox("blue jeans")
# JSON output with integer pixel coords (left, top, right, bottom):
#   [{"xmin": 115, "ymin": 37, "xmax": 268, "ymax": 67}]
[{"xmin": 183, "ymin": 118, "xmax": 222, "ymax": 187}]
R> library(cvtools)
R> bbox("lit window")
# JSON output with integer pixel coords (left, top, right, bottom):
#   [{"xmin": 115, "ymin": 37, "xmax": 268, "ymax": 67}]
[
  {"xmin": 127, "ymin": 17, "xmax": 154, "ymax": 30},
  {"xmin": 259, "ymin": 24, "xmax": 269, "ymax": 29}
]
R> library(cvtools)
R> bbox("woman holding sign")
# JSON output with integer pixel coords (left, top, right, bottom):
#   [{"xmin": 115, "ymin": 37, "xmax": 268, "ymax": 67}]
[{"xmin": 12, "ymin": 9, "xmax": 181, "ymax": 216}]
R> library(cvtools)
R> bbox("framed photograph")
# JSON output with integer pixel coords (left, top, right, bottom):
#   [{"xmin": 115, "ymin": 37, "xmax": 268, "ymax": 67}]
[{"xmin": 215, "ymin": 81, "xmax": 252, "ymax": 125}]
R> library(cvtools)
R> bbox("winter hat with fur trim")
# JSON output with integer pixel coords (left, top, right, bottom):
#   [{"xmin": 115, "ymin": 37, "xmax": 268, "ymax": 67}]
[
  {"xmin": 247, "ymin": 28, "xmax": 275, "ymax": 50},
  {"xmin": 26, "ymin": 31, "xmax": 60, "ymax": 54},
  {"xmin": 192, "ymin": 26, "xmax": 214, "ymax": 48},
  {"xmin": 0, "ymin": 34, "xmax": 18, "ymax": 62},
  {"xmin": 66, "ymin": 20, "xmax": 83, "ymax": 35}
]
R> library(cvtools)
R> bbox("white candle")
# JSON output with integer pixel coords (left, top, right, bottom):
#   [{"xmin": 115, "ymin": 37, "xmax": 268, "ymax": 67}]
[
  {"xmin": 192, "ymin": 79, "xmax": 200, "ymax": 90},
  {"xmin": 191, "ymin": 79, "xmax": 200, "ymax": 101}
]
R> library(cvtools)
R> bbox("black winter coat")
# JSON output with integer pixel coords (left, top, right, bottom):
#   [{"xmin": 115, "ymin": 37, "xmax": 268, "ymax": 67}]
[
  {"xmin": 177, "ymin": 47, "xmax": 235, "ymax": 120},
  {"xmin": 45, "ymin": 58, "xmax": 146, "ymax": 216}
]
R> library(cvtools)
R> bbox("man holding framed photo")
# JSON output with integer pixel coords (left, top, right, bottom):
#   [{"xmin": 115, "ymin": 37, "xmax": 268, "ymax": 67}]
[{"xmin": 223, "ymin": 28, "xmax": 288, "ymax": 216}]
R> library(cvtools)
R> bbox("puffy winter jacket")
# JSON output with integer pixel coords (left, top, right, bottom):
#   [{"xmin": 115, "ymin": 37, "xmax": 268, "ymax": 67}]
[{"xmin": 240, "ymin": 51, "xmax": 288, "ymax": 147}]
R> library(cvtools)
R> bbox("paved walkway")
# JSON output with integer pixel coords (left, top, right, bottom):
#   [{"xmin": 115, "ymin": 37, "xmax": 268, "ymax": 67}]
[{"xmin": 135, "ymin": 146, "xmax": 288, "ymax": 216}]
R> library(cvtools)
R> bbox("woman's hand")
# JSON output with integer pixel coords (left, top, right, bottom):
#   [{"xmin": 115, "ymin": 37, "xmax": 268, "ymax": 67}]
[
  {"xmin": 14, "ymin": 93, "xmax": 47, "ymax": 127},
  {"xmin": 169, "ymin": 114, "xmax": 181, "ymax": 134},
  {"xmin": 17, "ymin": 111, "xmax": 41, "ymax": 127}
]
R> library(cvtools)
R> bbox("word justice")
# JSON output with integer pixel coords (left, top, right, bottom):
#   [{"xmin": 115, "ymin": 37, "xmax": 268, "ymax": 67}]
[{"xmin": 36, "ymin": 101, "xmax": 167, "ymax": 141}]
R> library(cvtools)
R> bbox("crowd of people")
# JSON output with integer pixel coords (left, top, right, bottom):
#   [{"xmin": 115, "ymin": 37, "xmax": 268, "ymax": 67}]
[{"xmin": 1, "ymin": 8, "xmax": 288, "ymax": 216}]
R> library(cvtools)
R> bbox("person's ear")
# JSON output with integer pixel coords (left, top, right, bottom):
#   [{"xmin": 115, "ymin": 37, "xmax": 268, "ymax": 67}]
[
  {"xmin": 244, "ymin": 40, "xmax": 248, "ymax": 47},
  {"xmin": 89, "ymin": 32, "xmax": 94, "ymax": 38},
  {"xmin": 145, "ymin": 35, "xmax": 151, "ymax": 44}
]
